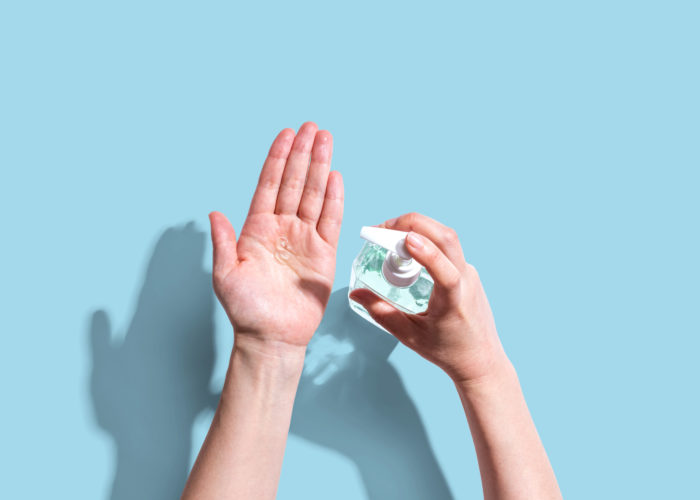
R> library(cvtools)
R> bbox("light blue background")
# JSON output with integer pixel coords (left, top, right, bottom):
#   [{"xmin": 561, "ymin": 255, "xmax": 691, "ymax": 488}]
[{"xmin": 1, "ymin": 1, "xmax": 698, "ymax": 498}]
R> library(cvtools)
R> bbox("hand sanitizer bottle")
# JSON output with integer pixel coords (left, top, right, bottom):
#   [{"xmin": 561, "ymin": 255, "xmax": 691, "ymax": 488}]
[{"xmin": 348, "ymin": 226, "xmax": 434, "ymax": 330}]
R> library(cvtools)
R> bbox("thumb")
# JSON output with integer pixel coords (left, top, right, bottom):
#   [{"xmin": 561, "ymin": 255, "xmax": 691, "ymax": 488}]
[
  {"xmin": 89, "ymin": 309, "xmax": 112, "ymax": 361},
  {"xmin": 349, "ymin": 288, "xmax": 414, "ymax": 339},
  {"xmin": 209, "ymin": 211, "xmax": 238, "ymax": 278}
]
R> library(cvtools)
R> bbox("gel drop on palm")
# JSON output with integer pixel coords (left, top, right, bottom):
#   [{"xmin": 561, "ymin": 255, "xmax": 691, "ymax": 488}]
[{"xmin": 349, "ymin": 226, "xmax": 434, "ymax": 331}]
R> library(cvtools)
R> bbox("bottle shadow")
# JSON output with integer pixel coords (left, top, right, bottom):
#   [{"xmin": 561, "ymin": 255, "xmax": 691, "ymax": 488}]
[
  {"xmin": 87, "ymin": 224, "xmax": 452, "ymax": 500},
  {"xmin": 290, "ymin": 287, "xmax": 454, "ymax": 500},
  {"xmin": 88, "ymin": 222, "xmax": 217, "ymax": 500}
]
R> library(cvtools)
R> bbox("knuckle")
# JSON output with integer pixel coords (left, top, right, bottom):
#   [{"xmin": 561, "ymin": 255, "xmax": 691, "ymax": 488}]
[
  {"xmin": 423, "ymin": 241, "xmax": 439, "ymax": 260},
  {"xmin": 212, "ymin": 270, "xmax": 226, "ymax": 287},
  {"xmin": 436, "ymin": 267, "xmax": 461, "ymax": 289},
  {"xmin": 281, "ymin": 176, "xmax": 305, "ymax": 192},
  {"xmin": 318, "ymin": 214, "xmax": 341, "ymax": 225},
  {"xmin": 442, "ymin": 227, "xmax": 459, "ymax": 245},
  {"xmin": 452, "ymin": 305, "xmax": 469, "ymax": 323},
  {"xmin": 465, "ymin": 263, "xmax": 480, "ymax": 280},
  {"xmin": 368, "ymin": 307, "xmax": 386, "ymax": 323},
  {"xmin": 445, "ymin": 270, "xmax": 462, "ymax": 288},
  {"xmin": 268, "ymin": 144, "xmax": 289, "ymax": 160},
  {"xmin": 303, "ymin": 184, "xmax": 325, "ymax": 200},
  {"xmin": 258, "ymin": 178, "xmax": 279, "ymax": 191},
  {"xmin": 325, "ymin": 189, "xmax": 344, "ymax": 202},
  {"xmin": 403, "ymin": 212, "xmax": 419, "ymax": 224},
  {"xmin": 212, "ymin": 265, "xmax": 234, "ymax": 289}
]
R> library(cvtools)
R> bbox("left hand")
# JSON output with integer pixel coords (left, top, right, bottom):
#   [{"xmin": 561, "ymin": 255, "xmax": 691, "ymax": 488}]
[{"xmin": 210, "ymin": 122, "xmax": 344, "ymax": 353}]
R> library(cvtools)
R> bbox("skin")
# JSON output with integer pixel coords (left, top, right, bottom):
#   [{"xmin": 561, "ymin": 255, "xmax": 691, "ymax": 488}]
[
  {"xmin": 349, "ymin": 213, "xmax": 563, "ymax": 500},
  {"xmin": 182, "ymin": 124, "xmax": 561, "ymax": 500},
  {"xmin": 181, "ymin": 122, "xmax": 343, "ymax": 500}
]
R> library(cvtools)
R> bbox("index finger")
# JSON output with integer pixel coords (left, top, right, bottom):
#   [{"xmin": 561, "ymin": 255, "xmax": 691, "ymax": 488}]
[
  {"xmin": 404, "ymin": 231, "xmax": 462, "ymax": 295},
  {"xmin": 384, "ymin": 212, "xmax": 467, "ymax": 270}
]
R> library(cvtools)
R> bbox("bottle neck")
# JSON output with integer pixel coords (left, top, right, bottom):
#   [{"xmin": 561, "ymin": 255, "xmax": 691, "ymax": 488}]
[{"xmin": 382, "ymin": 251, "xmax": 422, "ymax": 287}]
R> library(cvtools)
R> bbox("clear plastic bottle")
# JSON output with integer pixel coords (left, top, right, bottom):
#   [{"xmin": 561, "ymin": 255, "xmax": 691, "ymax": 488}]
[{"xmin": 348, "ymin": 227, "xmax": 434, "ymax": 331}]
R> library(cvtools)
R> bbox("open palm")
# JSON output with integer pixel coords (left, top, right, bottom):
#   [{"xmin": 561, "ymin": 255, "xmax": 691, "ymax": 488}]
[{"xmin": 210, "ymin": 123, "xmax": 344, "ymax": 348}]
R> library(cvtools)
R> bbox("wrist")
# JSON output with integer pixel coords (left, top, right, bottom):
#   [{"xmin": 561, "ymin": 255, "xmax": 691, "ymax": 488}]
[
  {"xmin": 231, "ymin": 332, "xmax": 307, "ymax": 377},
  {"xmin": 218, "ymin": 336, "xmax": 306, "ymax": 413},
  {"xmin": 452, "ymin": 354, "xmax": 518, "ymax": 397},
  {"xmin": 214, "ymin": 331, "xmax": 306, "ymax": 445},
  {"xmin": 447, "ymin": 347, "xmax": 514, "ymax": 387}
]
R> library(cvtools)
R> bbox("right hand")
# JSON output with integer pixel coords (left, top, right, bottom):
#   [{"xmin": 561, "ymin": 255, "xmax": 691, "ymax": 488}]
[{"xmin": 349, "ymin": 212, "xmax": 509, "ymax": 383}]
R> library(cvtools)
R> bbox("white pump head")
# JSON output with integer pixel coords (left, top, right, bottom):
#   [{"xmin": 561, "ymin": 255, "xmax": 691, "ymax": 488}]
[
  {"xmin": 360, "ymin": 226, "xmax": 423, "ymax": 287},
  {"xmin": 360, "ymin": 227, "xmax": 412, "ymax": 259}
]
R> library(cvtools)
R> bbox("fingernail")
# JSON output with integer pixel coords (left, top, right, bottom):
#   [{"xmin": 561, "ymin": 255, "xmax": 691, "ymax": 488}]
[
  {"xmin": 406, "ymin": 232, "xmax": 423, "ymax": 249},
  {"xmin": 385, "ymin": 217, "xmax": 397, "ymax": 227}
]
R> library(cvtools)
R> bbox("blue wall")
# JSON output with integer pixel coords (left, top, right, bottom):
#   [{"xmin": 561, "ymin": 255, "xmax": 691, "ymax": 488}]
[{"xmin": 1, "ymin": 1, "xmax": 698, "ymax": 498}]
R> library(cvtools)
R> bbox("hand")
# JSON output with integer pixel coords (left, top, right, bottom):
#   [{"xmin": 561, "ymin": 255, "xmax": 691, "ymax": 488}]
[
  {"xmin": 349, "ymin": 212, "xmax": 507, "ymax": 383},
  {"xmin": 210, "ymin": 122, "xmax": 344, "ymax": 354}
]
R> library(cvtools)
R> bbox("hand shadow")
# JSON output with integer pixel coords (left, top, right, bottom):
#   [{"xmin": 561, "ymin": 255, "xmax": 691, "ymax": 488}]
[
  {"xmin": 88, "ymin": 222, "xmax": 217, "ymax": 500},
  {"xmin": 290, "ymin": 287, "xmax": 454, "ymax": 500}
]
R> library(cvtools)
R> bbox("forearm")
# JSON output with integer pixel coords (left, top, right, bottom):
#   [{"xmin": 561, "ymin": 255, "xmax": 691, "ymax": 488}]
[
  {"xmin": 455, "ymin": 357, "xmax": 562, "ymax": 500},
  {"xmin": 182, "ymin": 336, "xmax": 305, "ymax": 500}
]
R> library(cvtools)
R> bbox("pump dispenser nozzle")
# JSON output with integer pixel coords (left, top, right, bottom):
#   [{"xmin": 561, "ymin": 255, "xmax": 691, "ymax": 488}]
[
  {"xmin": 359, "ymin": 226, "xmax": 411, "ymax": 259},
  {"xmin": 360, "ymin": 226, "xmax": 423, "ymax": 287}
]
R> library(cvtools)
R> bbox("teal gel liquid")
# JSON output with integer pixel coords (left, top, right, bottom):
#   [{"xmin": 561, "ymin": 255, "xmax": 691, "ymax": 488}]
[{"xmin": 348, "ymin": 241, "xmax": 433, "ymax": 331}]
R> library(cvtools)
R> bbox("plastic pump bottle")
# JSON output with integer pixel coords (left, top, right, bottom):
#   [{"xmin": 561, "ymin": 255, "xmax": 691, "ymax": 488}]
[{"xmin": 348, "ymin": 226, "xmax": 434, "ymax": 331}]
